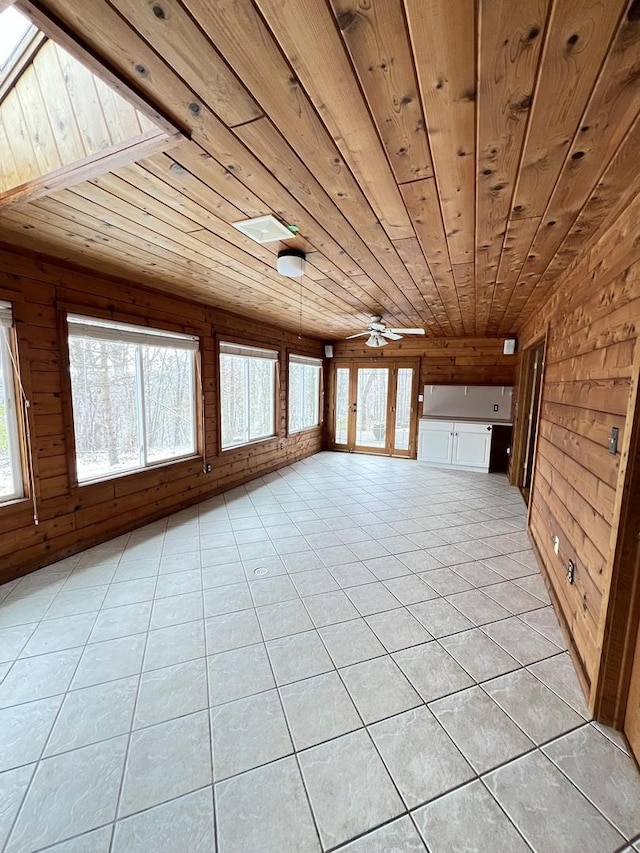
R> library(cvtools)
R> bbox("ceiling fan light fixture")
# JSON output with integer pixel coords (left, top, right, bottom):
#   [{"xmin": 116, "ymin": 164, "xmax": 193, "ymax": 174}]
[
  {"xmin": 277, "ymin": 249, "xmax": 306, "ymax": 277},
  {"xmin": 366, "ymin": 332, "xmax": 387, "ymax": 348}
]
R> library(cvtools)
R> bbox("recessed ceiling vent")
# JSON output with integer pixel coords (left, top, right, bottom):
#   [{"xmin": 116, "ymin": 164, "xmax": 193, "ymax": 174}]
[{"xmin": 232, "ymin": 214, "xmax": 295, "ymax": 244}]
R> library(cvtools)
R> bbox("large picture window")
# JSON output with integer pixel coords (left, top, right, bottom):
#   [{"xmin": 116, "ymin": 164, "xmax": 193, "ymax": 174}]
[
  {"xmin": 219, "ymin": 342, "xmax": 278, "ymax": 449},
  {"xmin": 0, "ymin": 301, "xmax": 23, "ymax": 502},
  {"xmin": 289, "ymin": 355, "xmax": 322, "ymax": 433},
  {"xmin": 68, "ymin": 315, "xmax": 198, "ymax": 483}
]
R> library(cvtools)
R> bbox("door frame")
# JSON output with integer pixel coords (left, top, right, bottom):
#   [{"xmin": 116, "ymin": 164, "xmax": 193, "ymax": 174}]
[
  {"xmin": 327, "ymin": 358, "xmax": 420, "ymax": 457},
  {"xmin": 511, "ymin": 335, "xmax": 547, "ymax": 504},
  {"xmin": 592, "ymin": 339, "xmax": 640, "ymax": 733}
]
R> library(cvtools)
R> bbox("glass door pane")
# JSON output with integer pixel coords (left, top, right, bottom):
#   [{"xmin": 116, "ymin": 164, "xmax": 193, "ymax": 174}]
[
  {"xmin": 334, "ymin": 367, "xmax": 350, "ymax": 445},
  {"xmin": 355, "ymin": 367, "xmax": 388, "ymax": 448},
  {"xmin": 394, "ymin": 367, "xmax": 412, "ymax": 451}
]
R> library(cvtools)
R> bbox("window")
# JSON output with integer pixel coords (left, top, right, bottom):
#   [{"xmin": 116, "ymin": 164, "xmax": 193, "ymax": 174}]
[
  {"xmin": 289, "ymin": 355, "xmax": 322, "ymax": 433},
  {"xmin": 219, "ymin": 342, "xmax": 278, "ymax": 449},
  {"xmin": 0, "ymin": 301, "xmax": 23, "ymax": 502},
  {"xmin": 67, "ymin": 315, "xmax": 198, "ymax": 483},
  {"xmin": 0, "ymin": 8, "xmax": 36, "ymax": 82}
]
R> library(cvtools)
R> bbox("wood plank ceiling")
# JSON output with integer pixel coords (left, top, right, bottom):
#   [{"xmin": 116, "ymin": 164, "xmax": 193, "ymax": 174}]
[{"xmin": 0, "ymin": 0, "xmax": 638, "ymax": 339}]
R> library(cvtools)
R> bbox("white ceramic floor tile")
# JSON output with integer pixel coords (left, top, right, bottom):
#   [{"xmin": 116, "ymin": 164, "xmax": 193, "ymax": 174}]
[
  {"xmin": 485, "ymin": 749, "xmax": 625, "ymax": 852},
  {"xmin": 0, "ymin": 648, "xmax": 82, "ymax": 708},
  {"xmin": 430, "ymin": 685, "xmax": 533, "ymax": 773},
  {"xmin": 280, "ymin": 670, "xmax": 362, "ymax": 750},
  {"xmin": 89, "ymin": 601, "xmax": 151, "ymax": 643},
  {"xmin": 484, "ymin": 668, "xmax": 583, "ymax": 744},
  {"xmin": 73, "ymin": 634, "xmax": 145, "ymax": 689},
  {"xmin": 0, "ymin": 695, "xmax": 62, "ymax": 771},
  {"xmin": 393, "ymin": 641, "xmax": 474, "ymax": 701},
  {"xmin": 7, "ymin": 737, "xmax": 127, "ymax": 853},
  {"xmin": 211, "ymin": 689, "xmax": 292, "ymax": 779},
  {"xmin": 544, "ymin": 725, "xmax": 640, "ymax": 838},
  {"xmin": 439, "ymin": 627, "xmax": 520, "ymax": 682},
  {"xmin": 267, "ymin": 630, "xmax": 334, "ymax": 685},
  {"xmin": 208, "ymin": 643, "xmax": 275, "ymax": 704},
  {"xmin": 119, "ymin": 711, "xmax": 212, "ymax": 817},
  {"xmin": 340, "ymin": 655, "xmax": 421, "ymax": 724},
  {"xmin": 0, "ymin": 764, "xmax": 36, "ymax": 849},
  {"xmin": 46, "ymin": 676, "xmax": 138, "ymax": 755},
  {"xmin": 335, "ymin": 816, "xmax": 427, "ymax": 852},
  {"xmin": 205, "ymin": 608, "xmax": 263, "ymax": 653},
  {"xmin": 135, "ymin": 657, "xmax": 208, "ymax": 728},
  {"xmin": 216, "ymin": 756, "xmax": 319, "ymax": 853},
  {"xmin": 143, "ymin": 620, "xmax": 205, "ymax": 671},
  {"xmin": 369, "ymin": 706, "xmax": 473, "ymax": 807},
  {"xmin": 299, "ymin": 729, "xmax": 404, "ymax": 849},
  {"xmin": 43, "ymin": 825, "xmax": 112, "ymax": 852},
  {"xmin": 414, "ymin": 780, "xmax": 530, "ymax": 853},
  {"xmin": 112, "ymin": 787, "xmax": 215, "ymax": 853}
]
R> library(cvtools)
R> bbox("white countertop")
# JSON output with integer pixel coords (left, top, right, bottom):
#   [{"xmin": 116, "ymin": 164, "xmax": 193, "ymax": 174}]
[{"xmin": 420, "ymin": 416, "xmax": 513, "ymax": 425}]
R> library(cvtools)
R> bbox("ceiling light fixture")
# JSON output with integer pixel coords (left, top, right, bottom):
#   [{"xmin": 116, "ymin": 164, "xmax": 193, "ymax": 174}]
[{"xmin": 277, "ymin": 249, "xmax": 306, "ymax": 278}]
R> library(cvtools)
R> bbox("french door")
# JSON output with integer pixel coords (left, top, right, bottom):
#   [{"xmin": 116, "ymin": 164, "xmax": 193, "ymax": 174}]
[{"xmin": 330, "ymin": 360, "xmax": 419, "ymax": 457}]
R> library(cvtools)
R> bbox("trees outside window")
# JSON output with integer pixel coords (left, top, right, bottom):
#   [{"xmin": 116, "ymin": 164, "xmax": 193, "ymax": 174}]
[
  {"xmin": 219, "ymin": 343, "xmax": 277, "ymax": 449},
  {"xmin": 0, "ymin": 301, "xmax": 23, "ymax": 502},
  {"xmin": 289, "ymin": 355, "xmax": 322, "ymax": 433},
  {"xmin": 67, "ymin": 315, "xmax": 198, "ymax": 482}
]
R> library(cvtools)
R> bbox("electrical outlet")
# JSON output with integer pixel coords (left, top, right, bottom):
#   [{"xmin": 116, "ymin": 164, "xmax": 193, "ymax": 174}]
[
  {"xmin": 278, "ymin": 440, "xmax": 284, "ymax": 450},
  {"xmin": 204, "ymin": 462, "xmax": 212, "ymax": 474},
  {"xmin": 566, "ymin": 559, "xmax": 576, "ymax": 584},
  {"xmin": 553, "ymin": 536, "xmax": 560, "ymax": 555},
  {"xmin": 493, "ymin": 404, "xmax": 499, "ymax": 412}
]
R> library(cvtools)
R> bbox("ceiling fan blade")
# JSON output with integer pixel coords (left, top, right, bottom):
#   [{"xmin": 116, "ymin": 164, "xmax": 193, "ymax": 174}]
[
  {"xmin": 345, "ymin": 331, "xmax": 371, "ymax": 339},
  {"xmin": 388, "ymin": 327, "xmax": 425, "ymax": 335},
  {"xmin": 381, "ymin": 331, "xmax": 403, "ymax": 341}
]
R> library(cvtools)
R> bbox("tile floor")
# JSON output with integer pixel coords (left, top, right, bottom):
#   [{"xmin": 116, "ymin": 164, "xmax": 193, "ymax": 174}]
[{"xmin": 1, "ymin": 452, "xmax": 640, "ymax": 852}]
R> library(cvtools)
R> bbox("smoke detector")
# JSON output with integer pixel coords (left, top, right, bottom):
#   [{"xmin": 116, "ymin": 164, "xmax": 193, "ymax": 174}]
[{"xmin": 232, "ymin": 215, "xmax": 295, "ymax": 244}]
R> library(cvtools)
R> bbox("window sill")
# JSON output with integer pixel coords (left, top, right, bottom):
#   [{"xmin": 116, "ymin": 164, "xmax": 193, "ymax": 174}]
[
  {"xmin": 221, "ymin": 435, "xmax": 277, "ymax": 452},
  {"xmin": 288, "ymin": 425, "xmax": 321, "ymax": 436},
  {"xmin": 0, "ymin": 495, "xmax": 29, "ymax": 514},
  {"xmin": 75, "ymin": 454, "xmax": 202, "ymax": 487}
]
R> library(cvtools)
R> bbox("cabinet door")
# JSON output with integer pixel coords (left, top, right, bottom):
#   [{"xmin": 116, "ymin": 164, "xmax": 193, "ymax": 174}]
[
  {"xmin": 453, "ymin": 424, "xmax": 492, "ymax": 468},
  {"xmin": 419, "ymin": 422, "xmax": 454, "ymax": 464}
]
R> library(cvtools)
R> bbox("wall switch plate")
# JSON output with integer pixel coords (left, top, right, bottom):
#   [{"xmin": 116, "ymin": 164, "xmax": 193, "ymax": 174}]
[
  {"xmin": 418, "ymin": 394, "xmax": 424, "ymax": 402},
  {"xmin": 609, "ymin": 427, "xmax": 619, "ymax": 455},
  {"xmin": 553, "ymin": 536, "xmax": 560, "ymax": 555},
  {"xmin": 567, "ymin": 559, "xmax": 576, "ymax": 584},
  {"xmin": 204, "ymin": 462, "xmax": 212, "ymax": 474}
]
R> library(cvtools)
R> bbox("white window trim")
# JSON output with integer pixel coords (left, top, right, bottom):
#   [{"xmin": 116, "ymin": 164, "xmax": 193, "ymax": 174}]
[
  {"xmin": 288, "ymin": 354, "xmax": 323, "ymax": 434},
  {"xmin": 0, "ymin": 300, "xmax": 24, "ymax": 503},
  {"xmin": 68, "ymin": 314, "xmax": 199, "ymax": 483},
  {"xmin": 219, "ymin": 341, "xmax": 278, "ymax": 450}
]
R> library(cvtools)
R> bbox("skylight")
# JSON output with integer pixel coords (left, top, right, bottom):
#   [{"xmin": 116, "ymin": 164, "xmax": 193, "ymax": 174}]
[{"xmin": 0, "ymin": 7, "xmax": 36, "ymax": 76}]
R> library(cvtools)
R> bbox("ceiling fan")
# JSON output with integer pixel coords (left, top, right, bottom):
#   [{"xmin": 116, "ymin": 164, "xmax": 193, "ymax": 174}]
[{"xmin": 346, "ymin": 316, "xmax": 426, "ymax": 348}]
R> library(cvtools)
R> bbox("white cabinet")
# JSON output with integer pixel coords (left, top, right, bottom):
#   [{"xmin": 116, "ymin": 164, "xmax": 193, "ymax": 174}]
[
  {"xmin": 418, "ymin": 420, "xmax": 455, "ymax": 465},
  {"xmin": 418, "ymin": 420, "xmax": 493, "ymax": 471}
]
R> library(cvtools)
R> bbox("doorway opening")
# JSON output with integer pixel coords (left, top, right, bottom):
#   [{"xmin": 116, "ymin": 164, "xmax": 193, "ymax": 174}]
[
  {"xmin": 329, "ymin": 360, "xmax": 419, "ymax": 457},
  {"xmin": 514, "ymin": 339, "xmax": 546, "ymax": 503}
]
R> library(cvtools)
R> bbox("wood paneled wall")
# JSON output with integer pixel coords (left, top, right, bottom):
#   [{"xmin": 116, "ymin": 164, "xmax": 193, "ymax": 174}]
[
  {"xmin": 515, "ymin": 193, "xmax": 640, "ymax": 707},
  {"xmin": 0, "ymin": 245, "xmax": 323, "ymax": 582},
  {"xmin": 332, "ymin": 336, "xmax": 516, "ymax": 410}
]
